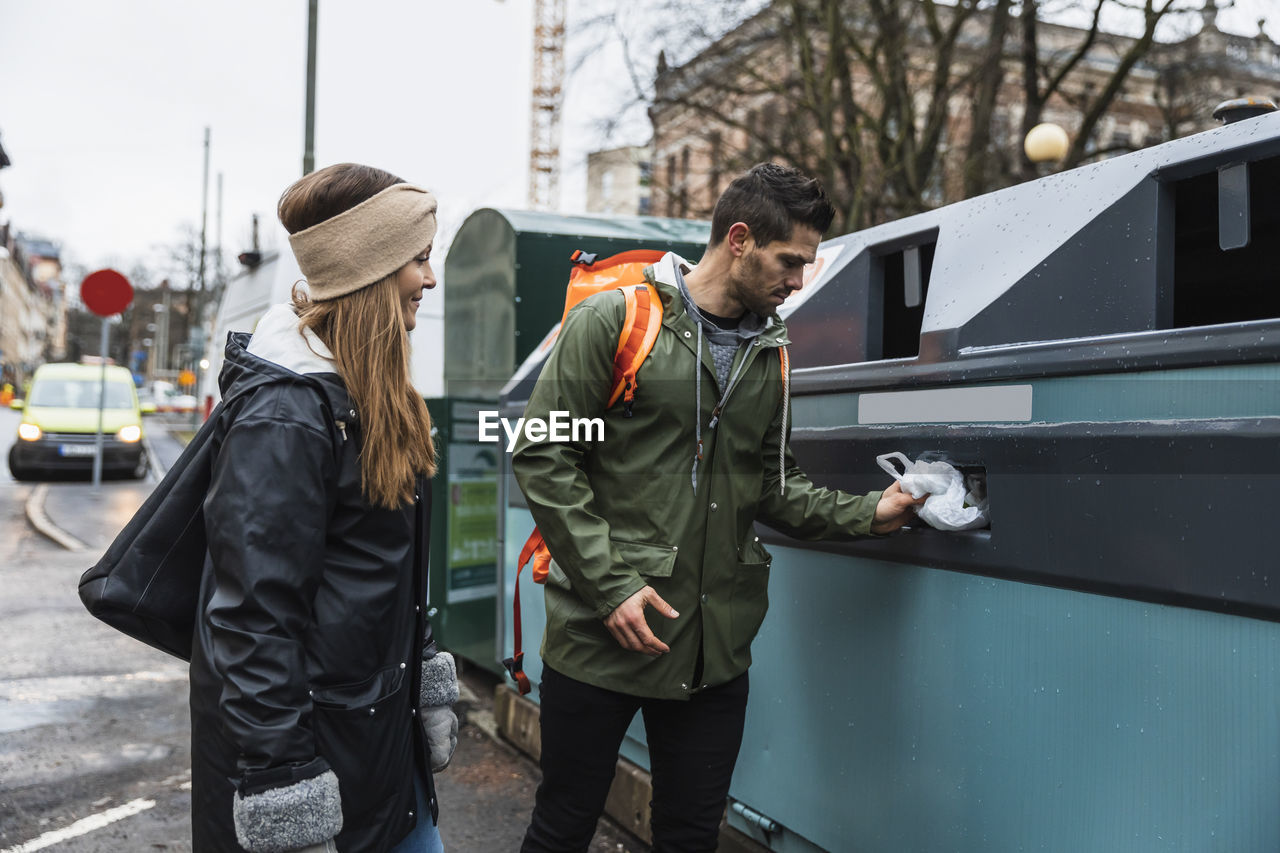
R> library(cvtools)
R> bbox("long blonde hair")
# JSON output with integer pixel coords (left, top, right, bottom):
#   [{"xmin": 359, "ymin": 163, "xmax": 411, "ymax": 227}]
[
  {"xmin": 292, "ymin": 279, "xmax": 436, "ymax": 507},
  {"xmin": 279, "ymin": 164, "xmax": 436, "ymax": 508}
]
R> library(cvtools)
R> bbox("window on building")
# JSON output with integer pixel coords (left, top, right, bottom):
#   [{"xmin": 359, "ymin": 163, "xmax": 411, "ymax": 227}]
[
  {"xmin": 667, "ymin": 154, "xmax": 678, "ymax": 217},
  {"xmin": 680, "ymin": 147, "xmax": 691, "ymax": 217},
  {"xmin": 708, "ymin": 131, "xmax": 722, "ymax": 208}
]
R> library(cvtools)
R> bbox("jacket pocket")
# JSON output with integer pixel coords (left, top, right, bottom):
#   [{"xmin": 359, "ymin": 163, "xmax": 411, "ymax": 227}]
[
  {"xmin": 547, "ymin": 538, "xmax": 676, "ymax": 590},
  {"xmin": 611, "ymin": 537, "xmax": 678, "ymax": 579},
  {"xmin": 728, "ymin": 543, "xmax": 772, "ymax": 666},
  {"xmin": 557, "ymin": 538, "xmax": 678, "ymax": 641},
  {"xmin": 310, "ymin": 664, "xmax": 413, "ymax": 822}
]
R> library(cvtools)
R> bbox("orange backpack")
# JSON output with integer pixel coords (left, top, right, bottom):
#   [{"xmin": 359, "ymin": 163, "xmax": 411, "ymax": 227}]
[{"xmin": 503, "ymin": 249, "xmax": 666, "ymax": 694}]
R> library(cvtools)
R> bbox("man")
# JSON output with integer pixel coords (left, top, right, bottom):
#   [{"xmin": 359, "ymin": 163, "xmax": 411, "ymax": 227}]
[{"xmin": 513, "ymin": 163, "xmax": 924, "ymax": 852}]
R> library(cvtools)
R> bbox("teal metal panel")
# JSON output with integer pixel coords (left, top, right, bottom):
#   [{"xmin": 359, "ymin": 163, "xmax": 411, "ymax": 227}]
[
  {"xmin": 1028, "ymin": 364, "xmax": 1280, "ymax": 422},
  {"xmin": 793, "ymin": 363, "xmax": 1280, "ymax": 428},
  {"xmin": 732, "ymin": 545, "xmax": 1280, "ymax": 852},
  {"xmin": 503, "ymin": 500, "xmax": 1280, "ymax": 852}
]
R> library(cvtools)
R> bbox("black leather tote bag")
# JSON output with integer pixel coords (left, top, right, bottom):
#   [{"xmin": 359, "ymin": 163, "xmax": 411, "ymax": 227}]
[{"xmin": 77, "ymin": 402, "xmax": 226, "ymax": 660}]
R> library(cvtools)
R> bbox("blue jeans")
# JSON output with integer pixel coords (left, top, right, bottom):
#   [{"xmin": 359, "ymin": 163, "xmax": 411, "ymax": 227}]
[{"xmin": 389, "ymin": 773, "xmax": 444, "ymax": 853}]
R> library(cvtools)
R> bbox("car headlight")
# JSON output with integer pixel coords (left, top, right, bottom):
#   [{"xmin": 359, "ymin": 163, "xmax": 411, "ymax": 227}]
[
  {"xmin": 116, "ymin": 424, "xmax": 143, "ymax": 443},
  {"xmin": 17, "ymin": 423, "xmax": 42, "ymax": 441}
]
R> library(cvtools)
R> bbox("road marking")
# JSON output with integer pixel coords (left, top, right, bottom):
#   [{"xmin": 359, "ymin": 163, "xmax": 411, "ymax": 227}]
[
  {"xmin": 0, "ymin": 798, "xmax": 156, "ymax": 852},
  {"xmin": 22, "ymin": 483, "xmax": 89, "ymax": 552},
  {"xmin": 143, "ymin": 434, "xmax": 166, "ymax": 481}
]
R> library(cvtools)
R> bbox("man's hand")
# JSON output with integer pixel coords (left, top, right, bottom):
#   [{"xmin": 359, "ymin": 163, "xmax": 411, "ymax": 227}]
[
  {"xmin": 870, "ymin": 480, "xmax": 928, "ymax": 534},
  {"xmin": 605, "ymin": 586, "xmax": 679, "ymax": 656}
]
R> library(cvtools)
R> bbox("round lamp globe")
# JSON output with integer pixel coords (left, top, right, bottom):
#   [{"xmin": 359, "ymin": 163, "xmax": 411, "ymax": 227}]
[{"xmin": 1024, "ymin": 123, "xmax": 1070, "ymax": 163}]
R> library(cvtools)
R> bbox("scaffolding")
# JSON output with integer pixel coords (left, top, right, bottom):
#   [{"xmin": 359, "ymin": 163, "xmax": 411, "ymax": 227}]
[{"xmin": 527, "ymin": 0, "xmax": 566, "ymax": 210}]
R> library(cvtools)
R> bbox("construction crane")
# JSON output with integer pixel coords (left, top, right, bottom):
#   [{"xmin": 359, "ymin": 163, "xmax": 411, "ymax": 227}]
[{"xmin": 528, "ymin": 0, "xmax": 567, "ymax": 210}]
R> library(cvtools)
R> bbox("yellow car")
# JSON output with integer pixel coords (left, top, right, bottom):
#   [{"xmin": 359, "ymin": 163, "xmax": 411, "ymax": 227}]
[{"xmin": 7, "ymin": 363, "xmax": 151, "ymax": 481}]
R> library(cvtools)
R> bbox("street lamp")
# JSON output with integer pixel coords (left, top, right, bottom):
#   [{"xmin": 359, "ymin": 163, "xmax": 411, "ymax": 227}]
[{"xmin": 1024, "ymin": 123, "xmax": 1070, "ymax": 164}]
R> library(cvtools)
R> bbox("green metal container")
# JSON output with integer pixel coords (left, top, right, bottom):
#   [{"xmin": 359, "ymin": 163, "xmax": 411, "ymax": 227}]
[
  {"xmin": 424, "ymin": 397, "xmax": 502, "ymax": 674},
  {"xmin": 443, "ymin": 208, "xmax": 710, "ymax": 399}
]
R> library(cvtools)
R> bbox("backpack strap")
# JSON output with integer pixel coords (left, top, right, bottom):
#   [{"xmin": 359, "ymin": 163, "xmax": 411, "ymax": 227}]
[
  {"xmin": 609, "ymin": 283, "xmax": 663, "ymax": 416},
  {"xmin": 502, "ymin": 528, "xmax": 552, "ymax": 696}
]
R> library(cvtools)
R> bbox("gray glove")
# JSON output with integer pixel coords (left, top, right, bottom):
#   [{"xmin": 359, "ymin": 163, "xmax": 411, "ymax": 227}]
[
  {"xmin": 420, "ymin": 651, "xmax": 460, "ymax": 772},
  {"xmin": 232, "ymin": 768, "xmax": 342, "ymax": 853}
]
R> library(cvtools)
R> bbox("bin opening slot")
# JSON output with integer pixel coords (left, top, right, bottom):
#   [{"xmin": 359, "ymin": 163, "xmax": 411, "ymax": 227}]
[
  {"xmin": 885, "ymin": 455, "xmax": 990, "ymax": 531},
  {"xmin": 1170, "ymin": 154, "xmax": 1279, "ymax": 328},
  {"xmin": 874, "ymin": 238, "xmax": 936, "ymax": 359}
]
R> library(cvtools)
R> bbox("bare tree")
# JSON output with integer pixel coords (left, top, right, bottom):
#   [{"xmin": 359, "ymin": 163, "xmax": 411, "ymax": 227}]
[
  {"xmin": 577, "ymin": 0, "xmax": 1210, "ymax": 232},
  {"xmin": 156, "ymin": 224, "xmax": 228, "ymax": 370},
  {"xmin": 1016, "ymin": 0, "xmax": 1203, "ymax": 180}
]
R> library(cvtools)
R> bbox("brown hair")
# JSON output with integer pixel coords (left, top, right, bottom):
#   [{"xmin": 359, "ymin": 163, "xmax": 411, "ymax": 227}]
[
  {"xmin": 709, "ymin": 163, "xmax": 835, "ymax": 247},
  {"xmin": 279, "ymin": 163, "xmax": 436, "ymax": 508}
]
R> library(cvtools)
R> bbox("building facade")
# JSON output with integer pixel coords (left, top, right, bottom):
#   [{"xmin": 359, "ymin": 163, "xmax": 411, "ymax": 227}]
[
  {"xmin": 586, "ymin": 145, "xmax": 654, "ymax": 215},
  {"xmin": 648, "ymin": 3, "xmax": 1280, "ymax": 227},
  {"xmin": 0, "ymin": 226, "xmax": 61, "ymax": 389}
]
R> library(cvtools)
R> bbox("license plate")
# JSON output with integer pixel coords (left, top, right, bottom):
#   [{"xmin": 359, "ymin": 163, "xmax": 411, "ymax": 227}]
[{"xmin": 59, "ymin": 444, "xmax": 98, "ymax": 457}]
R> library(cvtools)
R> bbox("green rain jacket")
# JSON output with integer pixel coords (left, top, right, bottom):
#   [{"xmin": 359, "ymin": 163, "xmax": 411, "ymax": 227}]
[{"xmin": 512, "ymin": 252, "xmax": 882, "ymax": 700}]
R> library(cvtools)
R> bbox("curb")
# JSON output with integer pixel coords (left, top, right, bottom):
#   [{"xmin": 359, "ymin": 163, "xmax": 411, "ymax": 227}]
[{"xmin": 24, "ymin": 483, "xmax": 90, "ymax": 552}]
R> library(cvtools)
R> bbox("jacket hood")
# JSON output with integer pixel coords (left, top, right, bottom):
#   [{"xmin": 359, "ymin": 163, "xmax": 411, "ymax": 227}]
[
  {"xmin": 648, "ymin": 252, "xmax": 790, "ymax": 347},
  {"xmin": 218, "ymin": 304, "xmax": 353, "ymax": 422},
  {"xmin": 247, "ymin": 303, "xmax": 335, "ymax": 374}
]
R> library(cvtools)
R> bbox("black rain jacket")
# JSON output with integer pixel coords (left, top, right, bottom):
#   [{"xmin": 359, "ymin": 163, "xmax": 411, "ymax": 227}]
[{"xmin": 188, "ymin": 329, "xmax": 436, "ymax": 852}]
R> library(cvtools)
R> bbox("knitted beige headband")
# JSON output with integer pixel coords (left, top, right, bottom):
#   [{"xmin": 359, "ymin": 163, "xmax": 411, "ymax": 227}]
[{"xmin": 288, "ymin": 183, "xmax": 438, "ymax": 302}]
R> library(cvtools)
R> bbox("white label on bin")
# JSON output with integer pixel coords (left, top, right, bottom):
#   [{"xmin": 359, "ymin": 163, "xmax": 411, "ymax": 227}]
[{"xmin": 858, "ymin": 385, "xmax": 1033, "ymax": 424}]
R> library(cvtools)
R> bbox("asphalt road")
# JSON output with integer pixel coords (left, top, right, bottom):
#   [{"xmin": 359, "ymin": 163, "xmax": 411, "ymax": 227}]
[{"xmin": 0, "ymin": 407, "xmax": 645, "ymax": 853}]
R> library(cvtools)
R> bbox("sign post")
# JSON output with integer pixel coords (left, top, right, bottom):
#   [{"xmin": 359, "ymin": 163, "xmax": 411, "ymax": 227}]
[{"xmin": 80, "ymin": 270, "xmax": 134, "ymax": 490}]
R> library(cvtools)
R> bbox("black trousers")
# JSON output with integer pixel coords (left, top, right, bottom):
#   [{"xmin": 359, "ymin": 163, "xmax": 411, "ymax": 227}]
[{"xmin": 520, "ymin": 665, "xmax": 750, "ymax": 853}]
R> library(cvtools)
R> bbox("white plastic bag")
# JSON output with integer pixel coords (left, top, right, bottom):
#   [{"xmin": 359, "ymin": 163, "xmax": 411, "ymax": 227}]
[{"xmin": 876, "ymin": 452, "xmax": 989, "ymax": 532}]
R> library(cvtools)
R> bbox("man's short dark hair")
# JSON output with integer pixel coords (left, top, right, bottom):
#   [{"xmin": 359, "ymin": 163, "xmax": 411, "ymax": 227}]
[{"xmin": 708, "ymin": 163, "xmax": 835, "ymax": 247}]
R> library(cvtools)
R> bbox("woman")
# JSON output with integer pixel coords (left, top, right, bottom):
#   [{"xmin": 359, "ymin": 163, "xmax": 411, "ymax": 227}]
[{"xmin": 187, "ymin": 163, "xmax": 456, "ymax": 852}]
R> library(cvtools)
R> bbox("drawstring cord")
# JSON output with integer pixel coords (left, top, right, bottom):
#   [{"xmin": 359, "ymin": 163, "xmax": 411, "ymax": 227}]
[
  {"xmin": 779, "ymin": 345, "xmax": 789, "ymax": 496},
  {"xmin": 692, "ymin": 323, "xmax": 703, "ymax": 492}
]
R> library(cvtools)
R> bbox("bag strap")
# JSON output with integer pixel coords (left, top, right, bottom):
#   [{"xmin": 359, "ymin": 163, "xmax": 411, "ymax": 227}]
[
  {"xmin": 502, "ymin": 528, "xmax": 550, "ymax": 695},
  {"xmin": 609, "ymin": 283, "xmax": 663, "ymax": 416}
]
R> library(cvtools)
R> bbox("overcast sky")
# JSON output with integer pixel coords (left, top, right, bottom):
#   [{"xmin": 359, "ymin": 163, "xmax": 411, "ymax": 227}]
[
  {"xmin": 1, "ymin": 0, "xmax": 1276, "ymax": 286},
  {"xmin": 0, "ymin": 1, "xmax": 620, "ymax": 286}
]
